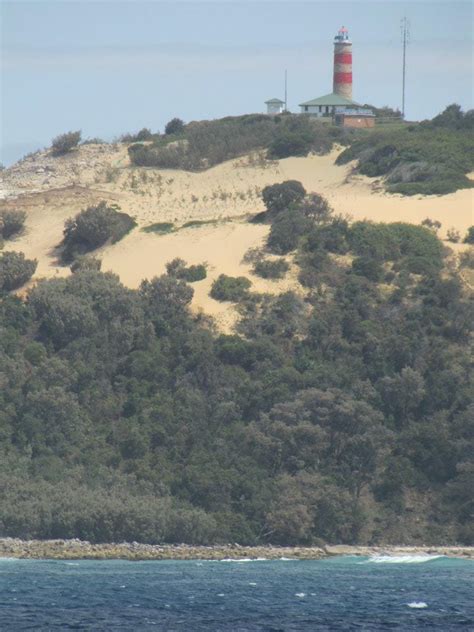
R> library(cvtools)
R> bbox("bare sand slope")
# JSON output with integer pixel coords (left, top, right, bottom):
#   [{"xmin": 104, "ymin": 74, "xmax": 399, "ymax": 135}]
[
  {"xmin": 277, "ymin": 153, "xmax": 473, "ymax": 240},
  {"xmin": 101, "ymin": 221, "xmax": 302, "ymax": 332},
  {"xmin": 2, "ymin": 145, "xmax": 472, "ymax": 329}
]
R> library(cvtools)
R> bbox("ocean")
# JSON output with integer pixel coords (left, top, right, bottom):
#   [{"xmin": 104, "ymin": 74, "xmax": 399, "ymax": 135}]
[{"xmin": 0, "ymin": 555, "xmax": 472, "ymax": 630}]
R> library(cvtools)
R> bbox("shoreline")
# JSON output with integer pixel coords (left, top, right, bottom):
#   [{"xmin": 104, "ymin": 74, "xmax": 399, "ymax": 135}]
[{"xmin": 1, "ymin": 539, "xmax": 473, "ymax": 561}]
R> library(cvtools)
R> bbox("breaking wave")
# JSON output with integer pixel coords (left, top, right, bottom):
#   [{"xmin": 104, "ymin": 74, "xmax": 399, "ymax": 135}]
[{"xmin": 363, "ymin": 554, "xmax": 445, "ymax": 564}]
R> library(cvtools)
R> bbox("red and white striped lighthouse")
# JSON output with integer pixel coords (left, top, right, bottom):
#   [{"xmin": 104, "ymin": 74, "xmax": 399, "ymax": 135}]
[{"xmin": 333, "ymin": 26, "xmax": 352, "ymax": 100}]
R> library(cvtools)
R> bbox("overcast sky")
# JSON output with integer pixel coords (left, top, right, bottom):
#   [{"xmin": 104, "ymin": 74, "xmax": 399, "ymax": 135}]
[{"xmin": 1, "ymin": 0, "xmax": 472, "ymax": 165}]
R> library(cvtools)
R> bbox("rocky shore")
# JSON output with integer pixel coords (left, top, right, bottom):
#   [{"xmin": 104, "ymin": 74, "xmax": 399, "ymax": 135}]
[{"xmin": 0, "ymin": 538, "xmax": 472, "ymax": 561}]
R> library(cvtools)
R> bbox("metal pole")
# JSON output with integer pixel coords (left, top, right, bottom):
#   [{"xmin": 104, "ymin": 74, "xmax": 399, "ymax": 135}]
[{"xmin": 401, "ymin": 17, "xmax": 410, "ymax": 119}]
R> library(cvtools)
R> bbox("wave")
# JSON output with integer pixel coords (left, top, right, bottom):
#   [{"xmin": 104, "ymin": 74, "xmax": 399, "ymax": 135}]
[
  {"xmin": 407, "ymin": 602, "xmax": 428, "ymax": 608},
  {"xmin": 363, "ymin": 554, "xmax": 445, "ymax": 564},
  {"xmin": 219, "ymin": 557, "xmax": 267, "ymax": 563}
]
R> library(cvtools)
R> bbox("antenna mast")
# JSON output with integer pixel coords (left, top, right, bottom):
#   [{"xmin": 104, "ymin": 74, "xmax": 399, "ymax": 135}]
[
  {"xmin": 401, "ymin": 17, "xmax": 410, "ymax": 119},
  {"xmin": 284, "ymin": 69, "xmax": 288, "ymax": 111}
]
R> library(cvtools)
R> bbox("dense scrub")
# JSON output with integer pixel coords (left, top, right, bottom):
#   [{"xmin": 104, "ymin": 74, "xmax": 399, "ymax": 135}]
[
  {"xmin": 0, "ymin": 251, "xmax": 37, "ymax": 291},
  {"xmin": 0, "ymin": 210, "xmax": 26, "ymax": 240},
  {"xmin": 0, "ymin": 183, "xmax": 472, "ymax": 546},
  {"xmin": 336, "ymin": 105, "xmax": 474, "ymax": 195},
  {"xmin": 128, "ymin": 115, "xmax": 351, "ymax": 171},
  {"xmin": 60, "ymin": 201, "xmax": 136, "ymax": 263},
  {"xmin": 210, "ymin": 274, "xmax": 252, "ymax": 301},
  {"xmin": 51, "ymin": 131, "xmax": 82, "ymax": 156}
]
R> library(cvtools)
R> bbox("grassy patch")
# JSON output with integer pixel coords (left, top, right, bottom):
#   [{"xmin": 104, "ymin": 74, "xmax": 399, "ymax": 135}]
[
  {"xmin": 142, "ymin": 222, "xmax": 175, "ymax": 234},
  {"xmin": 181, "ymin": 219, "xmax": 220, "ymax": 229}
]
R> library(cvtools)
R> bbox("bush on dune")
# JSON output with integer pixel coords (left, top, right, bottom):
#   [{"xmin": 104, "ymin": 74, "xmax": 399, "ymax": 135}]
[
  {"xmin": 51, "ymin": 130, "xmax": 82, "ymax": 156},
  {"xmin": 0, "ymin": 209, "xmax": 27, "ymax": 239},
  {"xmin": 166, "ymin": 258, "xmax": 207, "ymax": 282},
  {"xmin": 61, "ymin": 201, "xmax": 136, "ymax": 263},
  {"xmin": 210, "ymin": 274, "xmax": 252, "ymax": 301},
  {"xmin": 0, "ymin": 251, "xmax": 37, "ymax": 291}
]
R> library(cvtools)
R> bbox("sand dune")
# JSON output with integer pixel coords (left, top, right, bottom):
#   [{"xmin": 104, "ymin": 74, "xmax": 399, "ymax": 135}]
[{"xmin": 1, "ymin": 145, "xmax": 472, "ymax": 329}]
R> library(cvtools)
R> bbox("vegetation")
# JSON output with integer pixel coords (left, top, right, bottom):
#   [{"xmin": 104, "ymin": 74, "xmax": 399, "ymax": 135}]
[
  {"xmin": 253, "ymin": 258, "xmax": 289, "ymax": 280},
  {"xmin": 165, "ymin": 118, "xmax": 185, "ymax": 135},
  {"xmin": 0, "ymin": 210, "xmax": 27, "ymax": 239},
  {"xmin": 210, "ymin": 274, "xmax": 252, "ymax": 301},
  {"xmin": 61, "ymin": 201, "xmax": 136, "ymax": 263},
  {"xmin": 166, "ymin": 258, "xmax": 207, "ymax": 282},
  {"xmin": 128, "ymin": 114, "xmax": 351, "ymax": 171},
  {"xmin": 51, "ymin": 131, "xmax": 82, "ymax": 156},
  {"xmin": 0, "ymin": 179, "xmax": 472, "ymax": 547},
  {"xmin": 120, "ymin": 128, "xmax": 154, "ymax": 143},
  {"xmin": 464, "ymin": 227, "xmax": 474, "ymax": 244},
  {"xmin": 70, "ymin": 256, "xmax": 102, "ymax": 274},
  {"xmin": 142, "ymin": 222, "xmax": 175, "ymax": 234},
  {"xmin": 0, "ymin": 251, "xmax": 37, "ymax": 291},
  {"xmin": 182, "ymin": 220, "xmax": 219, "ymax": 229},
  {"xmin": 336, "ymin": 105, "xmax": 474, "ymax": 195},
  {"xmin": 261, "ymin": 181, "xmax": 306, "ymax": 216}
]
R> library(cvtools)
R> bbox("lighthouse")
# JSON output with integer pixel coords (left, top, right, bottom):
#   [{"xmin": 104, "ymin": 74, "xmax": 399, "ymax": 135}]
[{"xmin": 333, "ymin": 26, "xmax": 353, "ymax": 100}]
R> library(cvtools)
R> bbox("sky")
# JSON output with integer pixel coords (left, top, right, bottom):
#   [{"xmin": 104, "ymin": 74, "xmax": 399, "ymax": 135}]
[{"xmin": 1, "ymin": 0, "xmax": 473, "ymax": 165}]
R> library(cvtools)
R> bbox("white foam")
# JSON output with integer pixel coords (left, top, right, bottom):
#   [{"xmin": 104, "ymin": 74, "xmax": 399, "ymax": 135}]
[
  {"xmin": 295, "ymin": 593, "xmax": 306, "ymax": 598},
  {"xmin": 364, "ymin": 554, "xmax": 444, "ymax": 564},
  {"xmin": 279, "ymin": 557, "xmax": 296, "ymax": 561},
  {"xmin": 407, "ymin": 602, "xmax": 428, "ymax": 609},
  {"xmin": 248, "ymin": 582, "xmax": 257, "ymax": 586},
  {"xmin": 220, "ymin": 557, "xmax": 267, "ymax": 563}
]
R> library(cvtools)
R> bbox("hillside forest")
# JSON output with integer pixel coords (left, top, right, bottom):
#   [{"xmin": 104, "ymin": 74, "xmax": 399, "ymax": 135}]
[{"xmin": 0, "ymin": 176, "xmax": 473, "ymax": 546}]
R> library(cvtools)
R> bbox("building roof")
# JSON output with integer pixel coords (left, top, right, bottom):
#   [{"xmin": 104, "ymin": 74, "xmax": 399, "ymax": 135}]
[
  {"xmin": 299, "ymin": 92, "xmax": 360, "ymax": 107},
  {"xmin": 265, "ymin": 98, "xmax": 285, "ymax": 104}
]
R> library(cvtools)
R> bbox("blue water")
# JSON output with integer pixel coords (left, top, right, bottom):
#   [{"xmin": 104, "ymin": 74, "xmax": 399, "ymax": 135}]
[{"xmin": 0, "ymin": 555, "xmax": 473, "ymax": 630}]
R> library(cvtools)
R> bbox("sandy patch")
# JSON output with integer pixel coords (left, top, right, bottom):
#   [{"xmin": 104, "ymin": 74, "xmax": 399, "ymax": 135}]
[{"xmin": 101, "ymin": 221, "xmax": 301, "ymax": 332}]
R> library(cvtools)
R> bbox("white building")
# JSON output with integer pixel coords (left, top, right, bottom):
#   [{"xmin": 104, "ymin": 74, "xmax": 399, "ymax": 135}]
[{"xmin": 265, "ymin": 98, "xmax": 285, "ymax": 115}]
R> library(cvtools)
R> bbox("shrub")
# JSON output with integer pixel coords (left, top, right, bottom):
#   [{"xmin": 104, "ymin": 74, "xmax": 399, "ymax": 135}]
[
  {"xmin": 267, "ymin": 209, "xmax": 312, "ymax": 254},
  {"xmin": 0, "ymin": 251, "xmax": 37, "ymax": 291},
  {"xmin": 210, "ymin": 274, "xmax": 251, "ymax": 302},
  {"xmin": 51, "ymin": 131, "xmax": 81, "ymax": 156},
  {"xmin": 464, "ymin": 227, "xmax": 474, "ymax": 244},
  {"xmin": 142, "ymin": 222, "xmax": 175, "ymax": 234},
  {"xmin": 0, "ymin": 209, "xmax": 26, "ymax": 239},
  {"xmin": 352, "ymin": 256, "xmax": 384, "ymax": 282},
  {"xmin": 70, "ymin": 256, "xmax": 102, "ymax": 273},
  {"xmin": 421, "ymin": 218, "xmax": 442, "ymax": 233},
  {"xmin": 267, "ymin": 130, "xmax": 313, "ymax": 159},
  {"xmin": 298, "ymin": 193, "xmax": 333, "ymax": 223},
  {"xmin": 348, "ymin": 221, "xmax": 443, "ymax": 266},
  {"xmin": 303, "ymin": 217, "xmax": 350, "ymax": 254},
  {"xmin": 165, "ymin": 118, "xmax": 185, "ymax": 135},
  {"xmin": 61, "ymin": 201, "xmax": 136, "ymax": 262},
  {"xmin": 166, "ymin": 258, "xmax": 207, "ymax": 282},
  {"xmin": 459, "ymin": 249, "xmax": 474, "ymax": 269},
  {"xmin": 446, "ymin": 228, "xmax": 460, "ymax": 243},
  {"xmin": 253, "ymin": 258, "xmax": 289, "ymax": 279},
  {"xmin": 121, "ymin": 128, "xmax": 154, "ymax": 143},
  {"xmin": 262, "ymin": 181, "xmax": 306, "ymax": 215}
]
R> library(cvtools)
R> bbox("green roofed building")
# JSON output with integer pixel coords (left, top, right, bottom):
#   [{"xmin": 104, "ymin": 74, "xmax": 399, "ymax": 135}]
[
  {"xmin": 299, "ymin": 92, "xmax": 358, "ymax": 115},
  {"xmin": 298, "ymin": 92, "xmax": 375, "ymax": 126}
]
